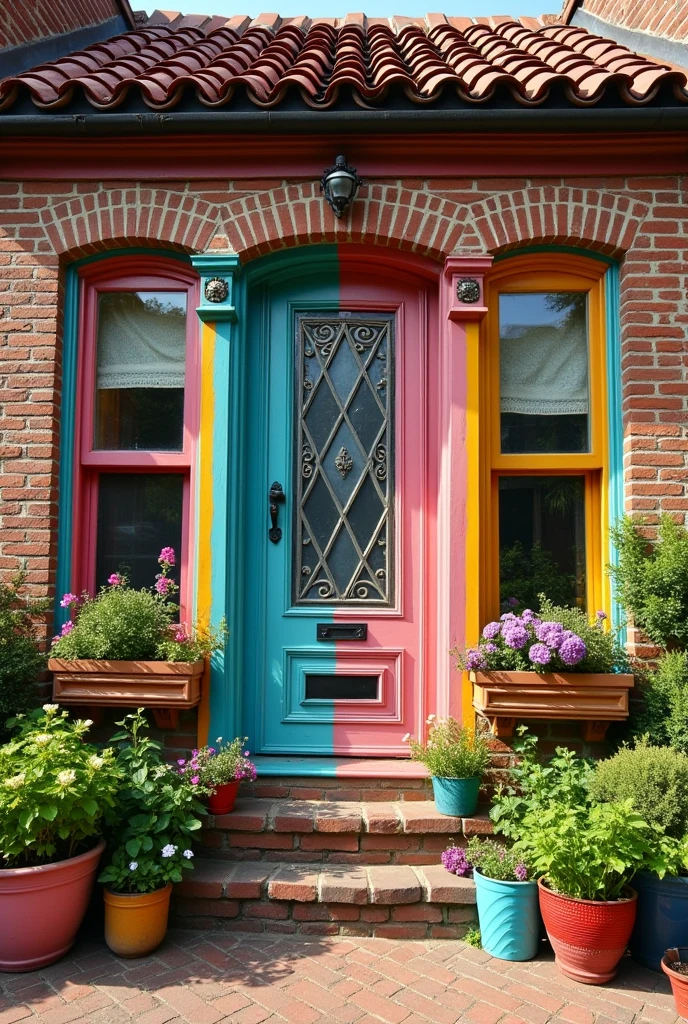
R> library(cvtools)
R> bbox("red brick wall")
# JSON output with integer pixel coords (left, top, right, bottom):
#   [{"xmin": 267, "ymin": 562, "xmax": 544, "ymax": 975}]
[
  {"xmin": 571, "ymin": 0, "xmax": 688, "ymax": 42},
  {"xmin": 0, "ymin": 174, "xmax": 686, "ymax": 616},
  {"xmin": 0, "ymin": 0, "xmax": 124, "ymax": 50}
]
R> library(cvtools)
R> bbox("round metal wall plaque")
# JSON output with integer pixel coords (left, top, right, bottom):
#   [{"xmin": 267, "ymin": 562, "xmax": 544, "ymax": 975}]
[
  {"xmin": 456, "ymin": 277, "xmax": 481, "ymax": 304},
  {"xmin": 205, "ymin": 277, "xmax": 229, "ymax": 303}
]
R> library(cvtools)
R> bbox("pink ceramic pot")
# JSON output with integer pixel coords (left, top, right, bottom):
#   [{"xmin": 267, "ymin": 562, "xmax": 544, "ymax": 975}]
[
  {"xmin": 0, "ymin": 840, "xmax": 105, "ymax": 972},
  {"xmin": 207, "ymin": 781, "xmax": 240, "ymax": 815}
]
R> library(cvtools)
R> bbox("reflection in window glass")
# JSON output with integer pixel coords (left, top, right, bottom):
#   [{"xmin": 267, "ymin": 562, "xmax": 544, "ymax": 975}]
[
  {"xmin": 499, "ymin": 293, "xmax": 589, "ymax": 454},
  {"xmin": 499, "ymin": 476, "xmax": 586, "ymax": 610},
  {"xmin": 94, "ymin": 291, "xmax": 186, "ymax": 451},
  {"xmin": 95, "ymin": 474, "xmax": 183, "ymax": 591}
]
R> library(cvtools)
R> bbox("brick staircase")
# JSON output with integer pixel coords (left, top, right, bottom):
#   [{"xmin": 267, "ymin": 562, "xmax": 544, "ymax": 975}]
[{"xmin": 174, "ymin": 769, "xmax": 492, "ymax": 939}]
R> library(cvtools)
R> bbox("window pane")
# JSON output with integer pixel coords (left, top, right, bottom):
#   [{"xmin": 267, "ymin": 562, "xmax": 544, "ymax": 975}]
[
  {"xmin": 499, "ymin": 476, "xmax": 586, "ymax": 610},
  {"xmin": 95, "ymin": 474, "xmax": 183, "ymax": 591},
  {"xmin": 499, "ymin": 292, "xmax": 589, "ymax": 454},
  {"xmin": 94, "ymin": 291, "xmax": 186, "ymax": 451}
]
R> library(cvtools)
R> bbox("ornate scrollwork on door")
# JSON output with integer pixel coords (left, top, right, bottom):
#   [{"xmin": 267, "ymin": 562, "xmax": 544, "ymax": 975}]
[{"xmin": 293, "ymin": 312, "xmax": 395, "ymax": 605}]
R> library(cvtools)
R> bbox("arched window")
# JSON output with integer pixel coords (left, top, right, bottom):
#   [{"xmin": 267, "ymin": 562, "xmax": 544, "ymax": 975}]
[{"xmin": 480, "ymin": 253, "xmax": 610, "ymax": 621}]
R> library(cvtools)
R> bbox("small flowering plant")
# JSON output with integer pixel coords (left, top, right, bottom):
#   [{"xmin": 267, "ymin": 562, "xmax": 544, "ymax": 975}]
[
  {"xmin": 403, "ymin": 716, "xmax": 491, "ymax": 779},
  {"xmin": 51, "ymin": 548, "xmax": 225, "ymax": 663},
  {"xmin": 454, "ymin": 598, "xmax": 627, "ymax": 676},
  {"xmin": 177, "ymin": 737, "xmax": 257, "ymax": 791},
  {"xmin": 0, "ymin": 705, "xmax": 121, "ymax": 868},
  {"xmin": 99, "ymin": 710, "xmax": 205, "ymax": 895},
  {"xmin": 442, "ymin": 838, "xmax": 531, "ymax": 883}
]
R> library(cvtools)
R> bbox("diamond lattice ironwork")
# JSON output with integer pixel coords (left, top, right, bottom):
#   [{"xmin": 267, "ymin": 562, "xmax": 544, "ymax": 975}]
[{"xmin": 294, "ymin": 313, "xmax": 394, "ymax": 605}]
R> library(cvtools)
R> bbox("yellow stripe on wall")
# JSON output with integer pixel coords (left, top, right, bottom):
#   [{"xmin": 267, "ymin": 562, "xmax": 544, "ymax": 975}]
[{"xmin": 463, "ymin": 321, "xmax": 481, "ymax": 729}]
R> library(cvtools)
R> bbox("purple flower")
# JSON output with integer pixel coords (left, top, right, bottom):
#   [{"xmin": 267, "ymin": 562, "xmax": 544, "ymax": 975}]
[
  {"xmin": 500, "ymin": 612, "xmax": 518, "ymax": 622},
  {"xmin": 535, "ymin": 621, "xmax": 565, "ymax": 650},
  {"xmin": 521, "ymin": 608, "xmax": 538, "ymax": 624},
  {"xmin": 208, "ymin": 747, "xmax": 216, "ymax": 755},
  {"xmin": 559, "ymin": 634, "xmax": 587, "ymax": 666},
  {"xmin": 60, "ymin": 619, "xmax": 74, "ymax": 636},
  {"xmin": 528, "ymin": 642, "xmax": 552, "ymax": 666},
  {"xmin": 502, "ymin": 624, "xmax": 528, "ymax": 650},
  {"xmin": 108, "ymin": 573, "xmax": 123, "ymax": 587},
  {"xmin": 514, "ymin": 863, "xmax": 528, "ymax": 882},
  {"xmin": 482, "ymin": 621, "xmax": 501, "ymax": 640},
  {"xmin": 507, "ymin": 597, "xmax": 520, "ymax": 608},
  {"xmin": 159, "ymin": 547, "xmax": 176, "ymax": 566},
  {"xmin": 441, "ymin": 846, "xmax": 472, "ymax": 877},
  {"xmin": 190, "ymin": 775, "xmax": 200, "ymax": 785},
  {"xmin": 596, "ymin": 610, "xmax": 607, "ymax": 621},
  {"xmin": 482, "ymin": 642, "xmax": 498, "ymax": 654},
  {"xmin": 60, "ymin": 593, "xmax": 78, "ymax": 608},
  {"xmin": 465, "ymin": 647, "xmax": 487, "ymax": 671},
  {"xmin": 177, "ymin": 759, "xmax": 186, "ymax": 766},
  {"xmin": 155, "ymin": 575, "xmax": 173, "ymax": 596},
  {"xmin": 244, "ymin": 750, "xmax": 250, "ymax": 757}
]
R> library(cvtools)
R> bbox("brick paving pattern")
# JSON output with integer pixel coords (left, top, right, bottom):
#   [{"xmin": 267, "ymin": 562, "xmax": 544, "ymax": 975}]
[{"xmin": 0, "ymin": 930, "xmax": 680, "ymax": 1024}]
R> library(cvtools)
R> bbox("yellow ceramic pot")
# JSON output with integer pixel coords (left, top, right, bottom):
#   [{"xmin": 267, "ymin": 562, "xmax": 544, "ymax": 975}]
[{"xmin": 103, "ymin": 883, "xmax": 172, "ymax": 958}]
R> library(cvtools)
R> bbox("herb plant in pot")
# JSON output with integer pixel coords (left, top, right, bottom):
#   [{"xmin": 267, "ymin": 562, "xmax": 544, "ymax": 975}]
[
  {"xmin": 0, "ymin": 706, "xmax": 120, "ymax": 972},
  {"xmin": 404, "ymin": 716, "xmax": 491, "ymax": 817},
  {"xmin": 443, "ymin": 838, "xmax": 539, "ymax": 961},
  {"xmin": 178, "ymin": 738, "xmax": 257, "ymax": 815},
  {"xmin": 99, "ymin": 710, "xmax": 204, "ymax": 958}
]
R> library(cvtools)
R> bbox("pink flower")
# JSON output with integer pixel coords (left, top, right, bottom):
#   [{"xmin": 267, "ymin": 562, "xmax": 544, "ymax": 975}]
[
  {"xmin": 174, "ymin": 629, "xmax": 187, "ymax": 642},
  {"xmin": 108, "ymin": 573, "xmax": 123, "ymax": 587},
  {"xmin": 177, "ymin": 759, "xmax": 186, "ymax": 766},
  {"xmin": 60, "ymin": 620, "xmax": 74, "ymax": 636},
  {"xmin": 190, "ymin": 776, "xmax": 200, "ymax": 785},
  {"xmin": 159, "ymin": 547, "xmax": 176, "ymax": 566},
  {"xmin": 60, "ymin": 593, "xmax": 78, "ymax": 608},
  {"xmin": 155, "ymin": 576, "xmax": 172, "ymax": 596}
]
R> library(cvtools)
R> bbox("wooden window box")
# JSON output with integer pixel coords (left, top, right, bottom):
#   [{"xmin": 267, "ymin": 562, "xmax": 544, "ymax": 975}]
[{"xmin": 470, "ymin": 670, "xmax": 634, "ymax": 741}]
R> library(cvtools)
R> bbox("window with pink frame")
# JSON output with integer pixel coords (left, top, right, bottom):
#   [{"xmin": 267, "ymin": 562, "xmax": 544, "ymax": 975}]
[{"xmin": 73, "ymin": 257, "xmax": 199, "ymax": 617}]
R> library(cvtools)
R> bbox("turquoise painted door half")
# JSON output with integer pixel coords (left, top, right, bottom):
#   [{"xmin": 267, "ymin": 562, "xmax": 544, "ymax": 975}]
[{"xmin": 243, "ymin": 249, "xmax": 433, "ymax": 756}]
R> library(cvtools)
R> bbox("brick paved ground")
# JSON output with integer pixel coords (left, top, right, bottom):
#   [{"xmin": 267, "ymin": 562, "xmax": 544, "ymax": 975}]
[{"xmin": 0, "ymin": 930, "xmax": 680, "ymax": 1024}]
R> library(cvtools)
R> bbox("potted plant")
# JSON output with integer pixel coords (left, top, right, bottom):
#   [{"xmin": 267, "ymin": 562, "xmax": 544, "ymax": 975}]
[
  {"xmin": 590, "ymin": 741, "xmax": 688, "ymax": 971},
  {"xmin": 403, "ymin": 716, "xmax": 491, "ymax": 816},
  {"xmin": 49, "ymin": 548, "xmax": 225, "ymax": 724},
  {"xmin": 661, "ymin": 948, "xmax": 688, "ymax": 1019},
  {"xmin": 514, "ymin": 797, "xmax": 681, "ymax": 984},
  {"xmin": 443, "ymin": 837, "xmax": 539, "ymax": 961},
  {"xmin": 0, "ymin": 705, "xmax": 120, "ymax": 972},
  {"xmin": 177, "ymin": 738, "xmax": 257, "ymax": 815},
  {"xmin": 98, "ymin": 709, "xmax": 204, "ymax": 958},
  {"xmin": 0, "ymin": 573, "xmax": 48, "ymax": 742},
  {"xmin": 456, "ymin": 599, "xmax": 633, "ymax": 740}
]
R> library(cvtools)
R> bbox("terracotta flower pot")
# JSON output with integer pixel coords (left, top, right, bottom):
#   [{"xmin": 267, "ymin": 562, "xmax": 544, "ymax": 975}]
[
  {"xmin": 661, "ymin": 948, "xmax": 688, "ymax": 1019},
  {"xmin": 538, "ymin": 878, "xmax": 637, "ymax": 984},
  {"xmin": 0, "ymin": 840, "xmax": 105, "ymax": 973},
  {"xmin": 104, "ymin": 883, "xmax": 172, "ymax": 958},
  {"xmin": 207, "ymin": 781, "xmax": 240, "ymax": 815}
]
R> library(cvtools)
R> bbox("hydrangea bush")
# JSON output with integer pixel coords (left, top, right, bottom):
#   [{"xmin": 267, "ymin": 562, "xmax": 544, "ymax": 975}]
[
  {"xmin": 51, "ymin": 548, "xmax": 225, "ymax": 663},
  {"xmin": 454, "ymin": 598, "xmax": 627, "ymax": 675},
  {"xmin": 177, "ymin": 737, "xmax": 257, "ymax": 791}
]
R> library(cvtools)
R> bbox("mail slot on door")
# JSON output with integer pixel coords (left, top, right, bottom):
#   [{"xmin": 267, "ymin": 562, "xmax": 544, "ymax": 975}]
[{"xmin": 316, "ymin": 623, "xmax": 368, "ymax": 641}]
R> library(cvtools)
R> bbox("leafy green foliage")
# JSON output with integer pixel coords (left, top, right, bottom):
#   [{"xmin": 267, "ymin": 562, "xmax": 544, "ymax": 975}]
[
  {"xmin": 500, "ymin": 543, "xmax": 576, "ymax": 610},
  {"xmin": 404, "ymin": 717, "xmax": 492, "ymax": 779},
  {"xmin": 177, "ymin": 737, "xmax": 256, "ymax": 788},
  {"xmin": 156, "ymin": 619, "xmax": 227, "ymax": 663},
  {"xmin": 52, "ymin": 587, "xmax": 173, "ymax": 661},
  {"xmin": 98, "ymin": 710, "xmax": 205, "ymax": 894},
  {"xmin": 0, "ymin": 706, "xmax": 120, "ymax": 867},
  {"xmin": 589, "ymin": 741, "xmax": 688, "ymax": 839},
  {"xmin": 463, "ymin": 927, "xmax": 482, "ymax": 948},
  {"xmin": 630, "ymin": 652, "xmax": 688, "ymax": 753},
  {"xmin": 466, "ymin": 837, "xmax": 531, "ymax": 882},
  {"xmin": 609, "ymin": 514, "xmax": 688, "ymax": 650},
  {"xmin": 0, "ymin": 574, "xmax": 47, "ymax": 736}
]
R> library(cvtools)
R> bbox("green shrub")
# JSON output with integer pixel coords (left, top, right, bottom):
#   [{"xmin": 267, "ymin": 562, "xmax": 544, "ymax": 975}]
[
  {"xmin": 590, "ymin": 741, "xmax": 688, "ymax": 839},
  {"xmin": 404, "ymin": 717, "xmax": 492, "ymax": 779},
  {"xmin": 52, "ymin": 587, "xmax": 172, "ymax": 661},
  {"xmin": 0, "ymin": 573, "xmax": 47, "ymax": 735},
  {"xmin": 500, "ymin": 543, "xmax": 576, "ymax": 610},
  {"xmin": 609, "ymin": 514, "xmax": 688, "ymax": 650},
  {"xmin": 630, "ymin": 652, "xmax": 688, "ymax": 754}
]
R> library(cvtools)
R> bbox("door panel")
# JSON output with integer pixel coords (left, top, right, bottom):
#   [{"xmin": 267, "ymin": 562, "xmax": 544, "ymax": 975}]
[{"xmin": 243, "ymin": 258, "xmax": 434, "ymax": 756}]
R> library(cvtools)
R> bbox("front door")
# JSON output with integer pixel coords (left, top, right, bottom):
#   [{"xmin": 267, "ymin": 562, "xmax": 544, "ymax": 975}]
[{"xmin": 243, "ymin": 254, "xmax": 435, "ymax": 756}]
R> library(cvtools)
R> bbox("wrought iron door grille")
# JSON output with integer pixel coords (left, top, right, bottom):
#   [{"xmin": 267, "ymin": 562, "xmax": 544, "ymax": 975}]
[{"xmin": 293, "ymin": 312, "xmax": 394, "ymax": 605}]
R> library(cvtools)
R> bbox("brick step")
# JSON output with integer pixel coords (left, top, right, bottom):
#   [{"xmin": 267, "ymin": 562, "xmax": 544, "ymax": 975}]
[
  {"xmin": 201, "ymin": 798, "xmax": 492, "ymax": 864},
  {"xmin": 241, "ymin": 771, "xmax": 434, "ymax": 803},
  {"xmin": 173, "ymin": 858, "xmax": 477, "ymax": 939}
]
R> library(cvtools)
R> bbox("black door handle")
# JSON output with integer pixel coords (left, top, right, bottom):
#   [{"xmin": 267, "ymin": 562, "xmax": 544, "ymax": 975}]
[{"xmin": 269, "ymin": 482, "xmax": 285, "ymax": 543}]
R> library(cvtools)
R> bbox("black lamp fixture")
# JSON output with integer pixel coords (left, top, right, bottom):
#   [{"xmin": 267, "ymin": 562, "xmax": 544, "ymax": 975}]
[{"xmin": 320, "ymin": 155, "xmax": 364, "ymax": 218}]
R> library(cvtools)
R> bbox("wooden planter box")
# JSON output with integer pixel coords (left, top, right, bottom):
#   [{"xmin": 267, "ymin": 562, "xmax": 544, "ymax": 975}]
[
  {"xmin": 49, "ymin": 658, "xmax": 204, "ymax": 729},
  {"xmin": 470, "ymin": 670, "xmax": 634, "ymax": 741}
]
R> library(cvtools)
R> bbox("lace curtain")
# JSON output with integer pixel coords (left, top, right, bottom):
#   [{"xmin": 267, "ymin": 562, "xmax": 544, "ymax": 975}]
[
  {"xmin": 96, "ymin": 291, "xmax": 186, "ymax": 390},
  {"xmin": 499, "ymin": 294, "xmax": 589, "ymax": 417}
]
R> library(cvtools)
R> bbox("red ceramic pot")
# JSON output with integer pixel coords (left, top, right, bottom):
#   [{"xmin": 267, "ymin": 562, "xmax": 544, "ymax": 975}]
[
  {"xmin": 207, "ymin": 781, "xmax": 240, "ymax": 815},
  {"xmin": 538, "ymin": 878, "xmax": 637, "ymax": 984},
  {"xmin": 661, "ymin": 949, "xmax": 688, "ymax": 1019},
  {"xmin": 0, "ymin": 840, "xmax": 105, "ymax": 972}
]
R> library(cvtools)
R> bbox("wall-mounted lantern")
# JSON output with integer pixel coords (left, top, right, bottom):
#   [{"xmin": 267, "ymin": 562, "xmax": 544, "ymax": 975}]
[{"xmin": 320, "ymin": 155, "xmax": 364, "ymax": 218}]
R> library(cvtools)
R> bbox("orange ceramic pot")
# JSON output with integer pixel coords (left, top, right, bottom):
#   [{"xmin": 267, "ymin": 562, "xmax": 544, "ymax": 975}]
[
  {"xmin": 104, "ymin": 883, "xmax": 172, "ymax": 958},
  {"xmin": 0, "ymin": 840, "xmax": 105, "ymax": 973},
  {"xmin": 662, "ymin": 949, "xmax": 688, "ymax": 1019}
]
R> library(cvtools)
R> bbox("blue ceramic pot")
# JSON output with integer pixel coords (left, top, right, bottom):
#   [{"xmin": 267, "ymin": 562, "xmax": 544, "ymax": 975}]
[
  {"xmin": 431, "ymin": 776, "xmax": 480, "ymax": 817},
  {"xmin": 630, "ymin": 871, "xmax": 688, "ymax": 972},
  {"xmin": 474, "ymin": 870, "xmax": 540, "ymax": 961}
]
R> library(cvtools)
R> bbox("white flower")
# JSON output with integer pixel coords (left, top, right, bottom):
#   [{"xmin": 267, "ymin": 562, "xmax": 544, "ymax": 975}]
[
  {"xmin": 426, "ymin": 714, "xmax": 436, "ymax": 724},
  {"xmin": 161, "ymin": 844, "xmax": 177, "ymax": 858},
  {"xmin": 4, "ymin": 773, "xmax": 25, "ymax": 790},
  {"xmin": 129, "ymin": 861, "xmax": 138, "ymax": 871},
  {"xmin": 57, "ymin": 769, "xmax": 76, "ymax": 787},
  {"xmin": 215, "ymin": 737, "xmax": 223, "ymax": 743},
  {"xmin": 34, "ymin": 733, "xmax": 51, "ymax": 746},
  {"xmin": 182, "ymin": 849, "xmax": 194, "ymax": 859},
  {"xmin": 88, "ymin": 755, "xmax": 104, "ymax": 769},
  {"xmin": 402, "ymin": 733, "xmax": 411, "ymax": 742},
  {"xmin": 42, "ymin": 704, "xmax": 58, "ymax": 713},
  {"xmin": 83, "ymin": 719, "xmax": 93, "ymax": 728}
]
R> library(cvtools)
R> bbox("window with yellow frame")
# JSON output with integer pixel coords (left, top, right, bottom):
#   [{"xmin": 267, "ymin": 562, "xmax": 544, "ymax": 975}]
[{"xmin": 479, "ymin": 253, "xmax": 610, "ymax": 626}]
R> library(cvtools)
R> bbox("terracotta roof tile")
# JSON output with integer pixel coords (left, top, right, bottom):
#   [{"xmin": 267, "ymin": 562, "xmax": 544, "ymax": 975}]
[{"xmin": 1, "ymin": 11, "xmax": 686, "ymax": 113}]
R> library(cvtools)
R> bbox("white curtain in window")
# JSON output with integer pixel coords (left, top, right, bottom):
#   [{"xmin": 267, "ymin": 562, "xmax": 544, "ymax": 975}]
[
  {"xmin": 96, "ymin": 292, "xmax": 186, "ymax": 390},
  {"xmin": 500, "ymin": 321, "xmax": 589, "ymax": 417}
]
